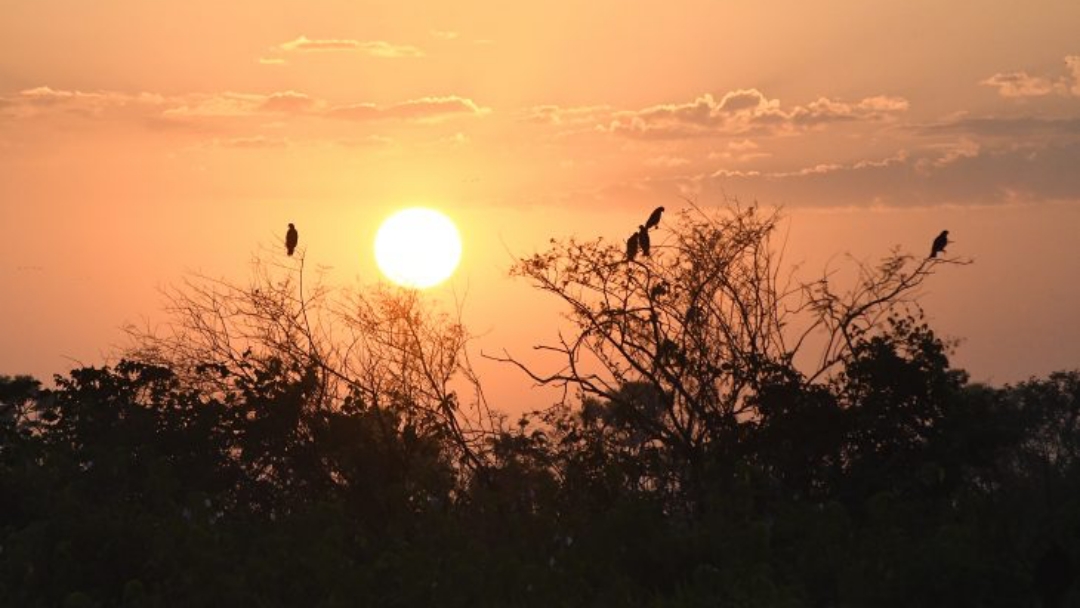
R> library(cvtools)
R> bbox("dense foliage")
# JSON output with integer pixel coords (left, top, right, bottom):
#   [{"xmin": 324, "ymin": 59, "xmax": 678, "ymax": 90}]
[
  {"xmin": 3, "ymin": 349, "xmax": 1079, "ymax": 606},
  {"xmin": 3, "ymin": 207, "xmax": 1078, "ymax": 606}
]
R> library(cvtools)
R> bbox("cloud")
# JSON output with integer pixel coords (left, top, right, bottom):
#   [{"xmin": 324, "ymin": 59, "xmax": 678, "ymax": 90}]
[
  {"xmin": 258, "ymin": 57, "xmax": 287, "ymax": 66},
  {"xmin": 1067, "ymin": 56, "xmax": 1080, "ymax": 96},
  {"xmin": 520, "ymin": 104, "xmax": 613, "ymax": 126},
  {"xmin": 602, "ymin": 89, "xmax": 909, "ymax": 138},
  {"xmin": 703, "ymin": 142, "xmax": 1080, "ymax": 207},
  {"xmin": 212, "ymin": 136, "xmax": 290, "ymax": 149},
  {"xmin": 2, "ymin": 87, "xmax": 486, "ymax": 128},
  {"xmin": 915, "ymin": 139, "xmax": 980, "ymax": 172},
  {"xmin": 1, "ymin": 87, "xmax": 317, "ymax": 124},
  {"xmin": 430, "ymin": 30, "xmax": 460, "ymax": 40},
  {"xmin": 708, "ymin": 139, "xmax": 771, "ymax": 163},
  {"xmin": 915, "ymin": 115, "xmax": 1080, "ymax": 138},
  {"xmin": 711, "ymin": 151, "xmax": 909, "ymax": 180},
  {"xmin": 0, "ymin": 87, "xmax": 165, "ymax": 119},
  {"xmin": 980, "ymin": 72, "xmax": 1056, "ymax": 98},
  {"xmin": 644, "ymin": 155, "xmax": 691, "ymax": 168},
  {"xmin": 162, "ymin": 92, "xmax": 301, "ymax": 118},
  {"xmin": 326, "ymin": 96, "xmax": 488, "ymax": 122},
  {"xmin": 982, "ymin": 55, "xmax": 1080, "ymax": 98},
  {"xmin": 278, "ymin": 36, "xmax": 423, "ymax": 58},
  {"xmin": 259, "ymin": 91, "xmax": 317, "ymax": 114},
  {"xmin": 333, "ymin": 135, "xmax": 395, "ymax": 148}
]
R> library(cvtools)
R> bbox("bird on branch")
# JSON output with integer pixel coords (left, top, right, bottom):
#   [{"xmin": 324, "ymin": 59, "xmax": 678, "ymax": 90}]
[
  {"xmin": 650, "ymin": 280, "xmax": 669, "ymax": 299},
  {"xmin": 626, "ymin": 231, "xmax": 640, "ymax": 261},
  {"xmin": 645, "ymin": 206, "xmax": 664, "ymax": 230},
  {"xmin": 929, "ymin": 230, "xmax": 949, "ymax": 259},
  {"xmin": 286, "ymin": 223, "xmax": 299, "ymax": 256},
  {"xmin": 638, "ymin": 225, "xmax": 651, "ymax": 257}
]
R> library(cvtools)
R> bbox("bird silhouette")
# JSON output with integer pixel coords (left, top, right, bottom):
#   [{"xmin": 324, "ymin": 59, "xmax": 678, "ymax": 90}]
[
  {"xmin": 649, "ymin": 280, "xmax": 669, "ymax": 299},
  {"xmin": 638, "ymin": 225, "xmax": 651, "ymax": 257},
  {"xmin": 929, "ymin": 230, "xmax": 949, "ymax": 259},
  {"xmin": 286, "ymin": 223, "xmax": 298, "ymax": 256},
  {"xmin": 645, "ymin": 206, "xmax": 664, "ymax": 230},
  {"xmin": 626, "ymin": 231, "xmax": 640, "ymax": 261}
]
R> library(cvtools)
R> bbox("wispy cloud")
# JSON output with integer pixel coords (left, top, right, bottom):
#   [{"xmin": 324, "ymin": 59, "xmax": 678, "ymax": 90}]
[
  {"xmin": 982, "ymin": 54, "xmax": 1080, "ymax": 98},
  {"xmin": 278, "ymin": 36, "xmax": 424, "ymax": 58},
  {"xmin": 708, "ymin": 139, "xmax": 771, "ymax": 163},
  {"xmin": 162, "ymin": 92, "xmax": 317, "ymax": 118},
  {"xmin": 1, "ymin": 87, "xmax": 485, "ymax": 127},
  {"xmin": 521, "ymin": 104, "xmax": 613, "ymax": 126},
  {"xmin": 515, "ymin": 90, "xmax": 911, "ymax": 140},
  {"xmin": 574, "ymin": 140, "xmax": 1080, "ymax": 211},
  {"xmin": 644, "ymin": 155, "xmax": 691, "ymax": 168},
  {"xmin": 602, "ymin": 89, "xmax": 909, "ymax": 138},
  {"xmin": 704, "ymin": 141, "xmax": 1080, "ymax": 207},
  {"xmin": 980, "ymin": 72, "xmax": 1056, "ymax": 98},
  {"xmin": 914, "ymin": 115, "xmax": 1080, "ymax": 138},
  {"xmin": 0, "ymin": 87, "xmax": 165, "ymax": 119},
  {"xmin": 326, "ymin": 96, "xmax": 489, "ymax": 122},
  {"xmin": 212, "ymin": 135, "xmax": 290, "ymax": 149},
  {"xmin": 0, "ymin": 87, "xmax": 316, "ymax": 122},
  {"xmin": 1066, "ymin": 55, "xmax": 1080, "ymax": 96},
  {"xmin": 430, "ymin": 29, "xmax": 460, "ymax": 40},
  {"xmin": 259, "ymin": 91, "xmax": 317, "ymax": 114},
  {"xmin": 711, "ymin": 152, "xmax": 909, "ymax": 179}
]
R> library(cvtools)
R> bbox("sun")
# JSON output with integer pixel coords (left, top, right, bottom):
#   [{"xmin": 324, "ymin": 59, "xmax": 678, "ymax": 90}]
[{"xmin": 374, "ymin": 207, "xmax": 462, "ymax": 288}]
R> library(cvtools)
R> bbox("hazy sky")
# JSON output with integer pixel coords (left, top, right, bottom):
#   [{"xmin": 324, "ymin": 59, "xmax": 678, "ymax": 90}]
[{"xmin": 2, "ymin": 1, "xmax": 1079, "ymax": 408}]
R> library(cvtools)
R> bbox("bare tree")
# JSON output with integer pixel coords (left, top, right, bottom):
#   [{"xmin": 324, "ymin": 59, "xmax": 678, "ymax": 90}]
[
  {"xmin": 490, "ymin": 199, "xmax": 970, "ymax": 466},
  {"xmin": 123, "ymin": 249, "xmax": 495, "ymax": 470}
]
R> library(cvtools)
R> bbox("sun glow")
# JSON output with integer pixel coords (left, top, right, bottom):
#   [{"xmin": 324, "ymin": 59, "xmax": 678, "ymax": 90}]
[{"xmin": 374, "ymin": 207, "xmax": 462, "ymax": 288}]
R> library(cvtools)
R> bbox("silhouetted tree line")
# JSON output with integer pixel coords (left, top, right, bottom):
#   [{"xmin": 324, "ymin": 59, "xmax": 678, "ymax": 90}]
[{"xmin": 2, "ymin": 204, "xmax": 1078, "ymax": 606}]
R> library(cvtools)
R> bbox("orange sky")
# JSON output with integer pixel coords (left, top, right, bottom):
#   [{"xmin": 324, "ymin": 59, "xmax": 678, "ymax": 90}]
[{"xmin": 2, "ymin": 1, "xmax": 1080, "ymax": 409}]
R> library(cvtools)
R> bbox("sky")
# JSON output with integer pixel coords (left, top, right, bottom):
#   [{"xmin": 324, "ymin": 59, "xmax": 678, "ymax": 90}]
[{"xmin": 2, "ymin": 0, "xmax": 1080, "ymax": 410}]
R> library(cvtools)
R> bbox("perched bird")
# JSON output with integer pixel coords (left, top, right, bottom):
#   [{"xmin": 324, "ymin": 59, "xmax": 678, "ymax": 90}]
[
  {"xmin": 649, "ymin": 280, "xmax": 670, "ymax": 299},
  {"xmin": 626, "ymin": 231, "xmax": 640, "ymax": 261},
  {"xmin": 286, "ymin": 223, "xmax": 298, "ymax": 256},
  {"xmin": 638, "ymin": 225, "xmax": 651, "ymax": 257},
  {"xmin": 929, "ymin": 230, "xmax": 949, "ymax": 259},
  {"xmin": 645, "ymin": 206, "xmax": 665, "ymax": 230}
]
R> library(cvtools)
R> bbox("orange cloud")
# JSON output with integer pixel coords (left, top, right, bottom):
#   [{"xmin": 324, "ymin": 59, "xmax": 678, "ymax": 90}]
[
  {"xmin": 326, "ymin": 96, "xmax": 488, "ymax": 122},
  {"xmin": 915, "ymin": 115, "xmax": 1080, "ymax": 138},
  {"xmin": 708, "ymin": 139, "xmax": 771, "ymax": 163},
  {"xmin": 212, "ymin": 135, "xmax": 290, "ymax": 149},
  {"xmin": 0, "ymin": 87, "xmax": 165, "ymax": 119},
  {"xmin": 981, "ymin": 72, "xmax": 1056, "ymax": 98},
  {"xmin": 1067, "ymin": 56, "xmax": 1080, "ymax": 96},
  {"xmin": 163, "ymin": 93, "xmax": 285, "ymax": 118},
  {"xmin": 278, "ymin": 36, "xmax": 423, "ymax": 58},
  {"xmin": 602, "ymin": 89, "xmax": 908, "ymax": 138},
  {"xmin": 644, "ymin": 155, "xmax": 691, "ymax": 168},
  {"xmin": 1, "ymin": 87, "xmax": 483, "ymax": 127},
  {"xmin": 982, "ymin": 55, "xmax": 1080, "ymax": 98},
  {"xmin": 521, "ymin": 104, "xmax": 612, "ymax": 126},
  {"xmin": 702, "ymin": 142, "xmax": 1080, "ymax": 207},
  {"xmin": 259, "ymin": 91, "xmax": 317, "ymax": 114}
]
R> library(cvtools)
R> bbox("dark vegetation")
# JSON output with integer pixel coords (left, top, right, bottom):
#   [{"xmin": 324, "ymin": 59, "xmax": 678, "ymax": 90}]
[{"xmin": 2, "ymin": 204, "xmax": 1078, "ymax": 606}]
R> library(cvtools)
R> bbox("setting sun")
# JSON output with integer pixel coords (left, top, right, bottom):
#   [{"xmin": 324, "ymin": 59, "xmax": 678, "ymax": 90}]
[{"xmin": 374, "ymin": 207, "xmax": 462, "ymax": 288}]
